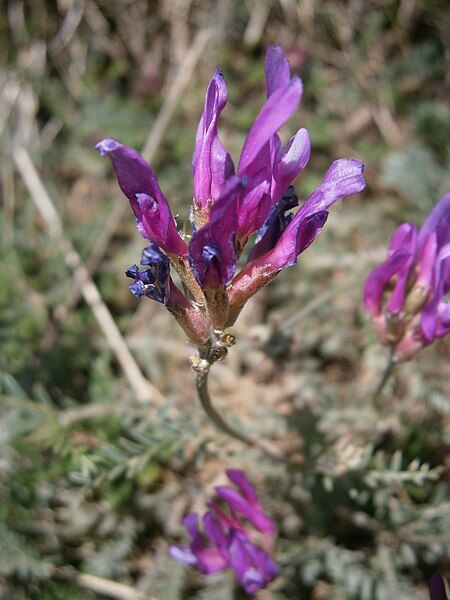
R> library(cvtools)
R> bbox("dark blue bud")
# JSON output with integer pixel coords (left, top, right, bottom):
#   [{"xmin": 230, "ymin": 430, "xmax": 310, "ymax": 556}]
[
  {"xmin": 125, "ymin": 264, "xmax": 139, "ymax": 279},
  {"xmin": 129, "ymin": 280, "xmax": 146, "ymax": 297},
  {"xmin": 141, "ymin": 244, "xmax": 167, "ymax": 266}
]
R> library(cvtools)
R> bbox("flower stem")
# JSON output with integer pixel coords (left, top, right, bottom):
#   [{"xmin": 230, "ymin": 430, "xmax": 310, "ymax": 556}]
[
  {"xmin": 196, "ymin": 367, "xmax": 258, "ymax": 448},
  {"xmin": 372, "ymin": 347, "xmax": 396, "ymax": 405},
  {"xmin": 193, "ymin": 336, "xmax": 284, "ymax": 461}
]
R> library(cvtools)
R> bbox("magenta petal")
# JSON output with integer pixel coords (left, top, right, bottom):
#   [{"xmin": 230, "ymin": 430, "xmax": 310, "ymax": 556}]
[
  {"xmin": 189, "ymin": 176, "xmax": 240, "ymax": 286},
  {"xmin": 238, "ymin": 77, "xmax": 303, "ymax": 175},
  {"xmin": 260, "ymin": 156, "xmax": 366, "ymax": 267},
  {"xmin": 240, "ymin": 537, "xmax": 279, "ymax": 586},
  {"xmin": 210, "ymin": 135, "xmax": 235, "ymax": 202},
  {"xmin": 192, "ymin": 69, "xmax": 227, "ymax": 170},
  {"xmin": 225, "ymin": 469, "xmax": 258, "ymax": 505},
  {"xmin": 237, "ymin": 174, "xmax": 271, "ymax": 243},
  {"xmin": 416, "ymin": 232, "xmax": 438, "ymax": 288},
  {"xmin": 385, "ymin": 224, "xmax": 418, "ymax": 315},
  {"xmin": 437, "ymin": 300, "xmax": 450, "ymax": 337},
  {"xmin": 265, "ymin": 210, "xmax": 328, "ymax": 270},
  {"xmin": 247, "ymin": 187, "xmax": 299, "ymax": 263},
  {"xmin": 244, "ymin": 155, "xmax": 364, "ymax": 271},
  {"xmin": 215, "ymin": 486, "xmax": 276, "ymax": 535},
  {"xmin": 272, "ymin": 128, "xmax": 311, "ymax": 201},
  {"xmin": 265, "ymin": 44, "xmax": 291, "ymax": 97},
  {"xmin": 418, "ymin": 192, "xmax": 450, "ymax": 248},
  {"xmin": 195, "ymin": 548, "xmax": 229, "ymax": 575},
  {"xmin": 421, "ymin": 305, "xmax": 438, "ymax": 343},
  {"xmin": 95, "ymin": 138, "xmax": 187, "ymax": 255},
  {"xmin": 421, "ymin": 243, "xmax": 450, "ymax": 341},
  {"xmin": 193, "ymin": 70, "xmax": 234, "ymax": 207},
  {"xmin": 363, "ymin": 251, "xmax": 412, "ymax": 317},
  {"xmin": 181, "ymin": 514, "xmax": 228, "ymax": 575},
  {"xmin": 203, "ymin": 512, "xmax": 229, "ymax": 558},
  {"xmin": 294, "ymin": 158, "xmax": 365, "ymax": 223},
  {"xmin": 228, "ymin": 531, "xmax": 278, "ymax": 595},
  {"xmin": 182, "ymin": 513, "xmax": 201, "ymax": 539},
  {"xmin": 388, "ymin": 222, "xmax": 418, "ymax": 257},
  {"xmin": 168, "ymin": 545, "xmax": 198, "ymax": 566}
]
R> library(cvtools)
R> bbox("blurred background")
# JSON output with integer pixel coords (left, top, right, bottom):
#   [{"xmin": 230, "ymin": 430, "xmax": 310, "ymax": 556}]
[{"xmin": 1, "ymin": 1, "xmax": 449, "ymax": 598}]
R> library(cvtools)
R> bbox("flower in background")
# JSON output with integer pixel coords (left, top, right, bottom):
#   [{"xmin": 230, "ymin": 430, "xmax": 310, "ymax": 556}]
[
  {"xmin": 96, "ymin": 44, "xmax": 365, "ymax": 344},
  {"xmin": 429, "ymin": 574, "xmax": 449, "ymax": 600},
  {"xmin": 169, "ymin": 469, "xmax": 278, "ymax": 595},
  {"xmin": 364, "ymin": 193, "xmax": 450, "ymax": 361}
]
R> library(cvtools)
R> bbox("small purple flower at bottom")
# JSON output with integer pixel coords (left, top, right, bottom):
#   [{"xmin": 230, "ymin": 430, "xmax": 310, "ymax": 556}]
[
  {"xmin": 169, "ymin": 469, "xmax": 278, "ymax": 595},
  {"xmin": 429, "ymin": 574, "xmax": 449, "ymax": 600}
]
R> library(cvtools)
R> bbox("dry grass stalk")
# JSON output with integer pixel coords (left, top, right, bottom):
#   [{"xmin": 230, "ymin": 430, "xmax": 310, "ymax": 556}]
[{"xmin": 12, "ymin": 146, "xmax": 166, "ymax": 406}]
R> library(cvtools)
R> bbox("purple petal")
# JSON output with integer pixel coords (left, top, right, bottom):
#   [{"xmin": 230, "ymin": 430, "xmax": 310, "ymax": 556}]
[
  {"xmin": 189, "ymin": 176, "xmax": 241, "ymax": 287},
  {"xmin": 95, "ymin": 138, "xmax": 187, "ymax": 255},
  {"xmin": 228, "ymin": 211, "xmax": 328, "ymax": 310},
  {"xmin": 363, "ymin": 250, "xmax": 412, "ymax": 317},
  {"xmin": 236, "ymin": 172, "xmax": 271, "ymax": 244},
  {"xmin": 228, "ymin": 531, "xmax": 278, "ymax": 595},
  {"xmin": 436, "ymin": 299, "xmax": 450, "ymax": 337},
  {"xmin": 238, "ymin": 77, "xmax": 303, "ymax": 175},
  {"xmin": 203, "ymin": 512, "xmax": 229, "ymax": 558},
  {"xmin": 247, "ymin": 186, "xmax": 298, "ymax": 263},
  {"xmin": 260, "ymin": 210, "xmax": 329, "ymax": 273},
  {"xmin": 226, "ymin": 469, "xmax": 258, "ymax": 505},
  {"xmin": 193, "ymin": 70, "xmax": 234, "ymax": 207},
  {"xmin": 182, "ymin": 513, "xmax": 201, "ymax": 540},
  {"xmin": 245, "ymin": 157, "xmax": 365, "ymax": 272},
  {"xmin": 387, "ymin": 222, "xmax": 418, "ymax": 256},
  {"xmin": 208, "ymin": 498, "xmax": 241, "ymax": 532},
  {"xmin": 416, "ymin": 232, "xmax": 438, "ymax": 288},
  {"xmin": 241, "ymin": 537, "xmax": 279, "ymax": 585},
  {"xmin": 428, "ymin": 574, "xmax": 448, "ymax": 600},
  {"xmin": 180, "ymin": 514, "xmax": 228, "ymax": 575},
  {"xmin": 418, "ymin": 192, "xmax": 450, "ymax": 248},
  {"xmin": 215, "ymin": 486, "xmax": 276, "ymax": 536},
  {"xmin": 272, "ymin": 128, "xmax": 311, "ymax": 201},
  {"xmin": 265, "ymin": 44, "xmax": 291, "ymax": 97},
  {"xmin": 169, "ymin": 545, "xmax": 198, "ymax": 567},
  {"xmin": 421, "ymin": 242, "xmax": 450, "ymax": 341},
  {"xmin": 385, "ymin": 224, "xmax": 418, "ymax": 315},
  {"xmin": 294, "ymin": 158, "xmax": 365, "ymax": 223},
  {"xmin": 195, "ymin": 548, "xmax": 229, "ymax": 575},
  {"xmin": 192, "ymin": 69, "xmax": 227, "ymax": 169}
]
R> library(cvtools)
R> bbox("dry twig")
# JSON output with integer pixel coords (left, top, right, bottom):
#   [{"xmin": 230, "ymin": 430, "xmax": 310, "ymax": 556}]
[
  {"xmin": 12, "ymin": 146, "xmax": 166, "ymax": 406},
  {"xmin": 56, "ymin": 567, "xmax": 154, "ymax": 600}
]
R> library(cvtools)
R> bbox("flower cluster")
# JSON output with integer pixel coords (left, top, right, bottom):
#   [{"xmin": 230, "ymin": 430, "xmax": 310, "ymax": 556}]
[
  {"xmin": 169, "ymin": 469, "xmax": 278, "ymax": 595},
  {"xmin": 364, "ymin": 193, "xmax": 450, "ymax": 361},
  {"xmin": 96, "ymin": 45, "xmax": 365, "ymax": 346}
]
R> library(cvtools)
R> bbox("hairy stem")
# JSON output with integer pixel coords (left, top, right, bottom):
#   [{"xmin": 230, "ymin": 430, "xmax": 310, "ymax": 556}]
[
  {"xmin": 372, "ymin": 347, "xmax": 396, "ymax": 405},
  {"xmin": 196, "ymin": 367, "xmax": 259, "ymax": 448},
  {"xmin": 193, "ymin": 337, "xmax": 284, "ymax": 461}
]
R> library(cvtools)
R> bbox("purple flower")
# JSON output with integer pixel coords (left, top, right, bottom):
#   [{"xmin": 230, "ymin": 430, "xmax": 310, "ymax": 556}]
[
  {"xmin": 169, "ymin": 469, "xmax": 278, "ymax": 595},
  {"xmin": 364, "ymin": 193, "xmax": 450, "ymax": 361},
  {"xmin": 96, "ymin": 44, "xmax": 365, "ymax": 341},
  {"xmin": 429, "ymin": 575, "xmax": 449, "ymax": 600},
  {"xmin": 189, "ymin": 177, "xmax": 242, "ymax": 288},
  {"xmin": 95, "ymin": 138, "xmax": 187, "ymax": 256},
  {"xmin": 228, "ymin": 159, "xmax": 365, "ymax": 312},
  {"xmin": 192, "ymin": 69, "xmax": 234, "ymax": 226}
]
